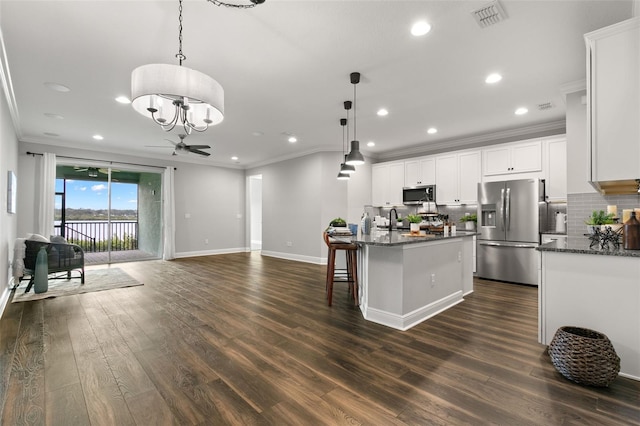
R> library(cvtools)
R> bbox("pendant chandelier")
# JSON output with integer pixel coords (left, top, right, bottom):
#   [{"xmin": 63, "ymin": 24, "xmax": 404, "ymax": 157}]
[
  {"xmin": 131, "ymin": 0, "xmax": 264, "ymax": 134},
  {"xmin": 345, "ymin": 72, "xmax": 365, "ymax": 166}
]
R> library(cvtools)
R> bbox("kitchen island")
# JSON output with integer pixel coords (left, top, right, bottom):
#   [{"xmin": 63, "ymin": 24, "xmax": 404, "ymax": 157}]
[
  {"xmin": 353, "ymin": 230, "xmax": 475, "ymax": 331},
  {"xmin": 537, "ymin": 238, "xmax": 640, "ymax": 380}
]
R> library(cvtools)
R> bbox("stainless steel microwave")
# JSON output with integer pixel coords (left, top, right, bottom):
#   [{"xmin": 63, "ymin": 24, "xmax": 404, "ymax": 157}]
[{"xmin": 402, "ymin": 185, "xmax": 436, "ymax": 205}]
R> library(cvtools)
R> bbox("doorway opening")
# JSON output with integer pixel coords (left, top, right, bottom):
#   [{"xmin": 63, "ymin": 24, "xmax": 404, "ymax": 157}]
[
  {"xmin": 54, "ymin": 164, "xmax": 163, "ymax": 265},
  {"xmin": 249, "ymin": 175, "xmax": 262, "ymax": 251}
]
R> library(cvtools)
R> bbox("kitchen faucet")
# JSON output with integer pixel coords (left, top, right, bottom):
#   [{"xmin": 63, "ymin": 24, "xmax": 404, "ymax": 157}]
[{"xmin": 388, "ymin": 208, "xmax": 398, "ymax": 232}]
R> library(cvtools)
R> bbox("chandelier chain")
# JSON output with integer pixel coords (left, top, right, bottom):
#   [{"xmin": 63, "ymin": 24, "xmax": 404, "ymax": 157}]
[{"xmin": 176, "ymin": 0, "xmax": 186, "ymax": 65}]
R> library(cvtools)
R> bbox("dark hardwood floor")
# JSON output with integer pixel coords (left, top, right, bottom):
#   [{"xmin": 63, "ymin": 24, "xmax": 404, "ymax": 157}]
[{"xmin": 1, "ymin": 252, "xmax": 638, "ymax": 425}]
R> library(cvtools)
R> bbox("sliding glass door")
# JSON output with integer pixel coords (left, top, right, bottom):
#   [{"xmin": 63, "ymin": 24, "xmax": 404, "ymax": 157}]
[{"xmin": 55, "ymin": 164, "xmax": 163, "ymax": 265}]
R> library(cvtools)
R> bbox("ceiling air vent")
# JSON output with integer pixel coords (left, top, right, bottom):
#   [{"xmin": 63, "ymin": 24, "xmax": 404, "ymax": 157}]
[
  {"xmin": 471, "ymin": 0, "xmax": 507, "ymax": 28},
  {"xmin": 537, "ymin": 102, "xmax": 554, "ymax": 111}
]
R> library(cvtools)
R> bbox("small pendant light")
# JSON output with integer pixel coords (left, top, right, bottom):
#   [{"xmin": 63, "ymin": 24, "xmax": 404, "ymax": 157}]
[
  {"xmin": 340, "ymin": 101, "xmax": 356, "ymax": 174},
  {"xmin": 337, "ymin": 118, "xmax": 351, "ymax": 180},
  {"xmin": 345, "ymin": 72, "xmax": 365, "ymax": 166}
]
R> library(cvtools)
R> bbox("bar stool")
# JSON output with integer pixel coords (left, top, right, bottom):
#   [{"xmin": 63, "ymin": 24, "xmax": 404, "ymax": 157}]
[{"xmin": 323, "ymin": 231, "xmax": 359, "ymax": 307}]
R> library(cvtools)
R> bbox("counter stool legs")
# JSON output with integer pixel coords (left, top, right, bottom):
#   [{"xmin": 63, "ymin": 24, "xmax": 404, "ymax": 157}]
[{"xmin": 326, "ymin": 245, "xmax": 358, "ymax": 307}]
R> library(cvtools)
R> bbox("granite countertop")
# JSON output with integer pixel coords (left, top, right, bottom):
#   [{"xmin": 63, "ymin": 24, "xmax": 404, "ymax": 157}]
[
  {"xmin": 348, "ymin": 230, "xmax": 477, "ymax": 247},
  {"xmin": 537, "ymin": 236, "xmax": 640, "ymax": 258}
]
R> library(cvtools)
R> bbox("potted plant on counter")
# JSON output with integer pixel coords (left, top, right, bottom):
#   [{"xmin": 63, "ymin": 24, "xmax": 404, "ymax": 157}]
[
  {"xmin": 330, "ymin": 217, "xmax": 347, "ymax": 227},
  {"xmin": 459, "ymin": 213, "xmax": 477, "ymax": 231},
  {"xmin": 585, "ymin": 210, "xmax": 615, "ymax": 234},
  {"xmin": 407, "ymin": 214, "xmax": 422, "ymax": 233}
]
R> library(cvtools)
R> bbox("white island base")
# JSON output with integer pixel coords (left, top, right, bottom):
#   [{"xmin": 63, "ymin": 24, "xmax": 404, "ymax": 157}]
[{"xmin": 357, "ymin": 234, "xmax": 474, "ymax": 331}]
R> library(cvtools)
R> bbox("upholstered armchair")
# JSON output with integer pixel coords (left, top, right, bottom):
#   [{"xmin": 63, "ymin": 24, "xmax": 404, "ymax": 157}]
[{"xmin": 19, "ymin": 236, "xmax": 85, "ymax": 293}]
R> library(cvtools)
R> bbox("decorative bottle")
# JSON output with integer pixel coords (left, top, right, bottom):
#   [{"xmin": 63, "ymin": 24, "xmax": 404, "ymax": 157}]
[
  {"xmin": 34, "ymin": 246, "xmax": 49, "ymax": 293},
  {"xmin": 362, "ymin": 212, "xmax": 372, "ymax": 235},
  {"xmin": 623, "ymin": 211, "xmax": 640, "ymax": 250}
]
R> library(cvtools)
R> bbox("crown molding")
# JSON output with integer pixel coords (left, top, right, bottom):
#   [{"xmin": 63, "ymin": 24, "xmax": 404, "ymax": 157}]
[
  {"xmin": 0, "ymin": 27, "xmax": 23, "ymax": 140},
  {"xmin": 375, "ymin": 120, "xmax": 566, "ymax": 162}
]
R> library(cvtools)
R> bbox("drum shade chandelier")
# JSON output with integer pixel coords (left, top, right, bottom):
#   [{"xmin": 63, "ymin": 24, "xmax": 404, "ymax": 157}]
[{"xmin": 131, "ymin": 0, "xmax": 265, "ymax": 134}]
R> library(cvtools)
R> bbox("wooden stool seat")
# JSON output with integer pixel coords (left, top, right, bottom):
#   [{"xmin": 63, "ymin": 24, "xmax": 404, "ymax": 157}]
[{"xmin": 323, "ymin": 231, "xmax": 359, "ymax": 307}]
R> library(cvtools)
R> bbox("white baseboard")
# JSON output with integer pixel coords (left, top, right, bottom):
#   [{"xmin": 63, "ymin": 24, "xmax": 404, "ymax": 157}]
[
  {"xmin": 175, "ymin": 247, "xmax": 249, "ymax": 258},
  {"xmin": 0, "ymin": 286, "xmax": 11, "ymax": 320},
  {"xmin": 364, "ymin": 291, "xmax": 464, "ymax": 331},
  {"xmin": 261, "ymin": 250, "xmax": 324, "ymax": 265}
]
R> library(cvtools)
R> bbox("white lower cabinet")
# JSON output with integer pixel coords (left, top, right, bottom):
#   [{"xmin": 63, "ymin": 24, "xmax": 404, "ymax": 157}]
[{"xmin": 435, "ymin": 150, "xmax": 480, "ymax": 205}]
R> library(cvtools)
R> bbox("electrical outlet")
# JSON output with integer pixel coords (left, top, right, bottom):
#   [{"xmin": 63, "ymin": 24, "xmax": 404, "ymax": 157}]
[
  {"xmin": 286, "ymin": 241, "xmax": 293, "ymax": 247},
  {"xmin": 431, "ymin": 273, "xmax": 436, "ymax": 287},
  {"xmin": 458, "ymin": 251, "xmax": 462, "ymax": 262},
  {"xmin": 205, "ymin": 239, "xmax": 209, "ymax": 244}
]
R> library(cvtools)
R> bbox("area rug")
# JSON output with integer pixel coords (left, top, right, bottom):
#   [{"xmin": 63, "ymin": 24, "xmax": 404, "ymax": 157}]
[{"xmin": 12, "ymin": 268, "xmax": 143, "ymax": 303}]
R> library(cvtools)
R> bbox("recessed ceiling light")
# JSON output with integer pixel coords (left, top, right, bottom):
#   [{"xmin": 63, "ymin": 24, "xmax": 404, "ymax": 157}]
[
  {"xmin": 288, "ymin": 136, "xmax": 297, "ymax": 143},
  {"xmin": 43, "ymin": 132, "xmax": 59, "ymax": 137},
  {"xmin": 427, "ymin": 127, "xmax": 438, "ymax": 134},
  {"xmin": 44, "ymin": 113, "xmax": 64, "ymax": 120},
  {"xmin": 44, "ymin": 82, "xmax": 70, "ymax": 92},
  {"xmin": 231, "ymin": 156, "xmax": 239, "ymax": 161},
  {"xmin": 411, "ymin": 21, "xmax": 432, "ymax": 36},
  {"xmin": 485, "ymin": 73, "xmax": 502, "ymax": 84},
  {"xmin": 515, "ymin": 107, "xmax": 528, "ymax": 115},
  {"xmin": 377, "ymin": 108, "xmax": 389, "ymax": 117},
  {"xmin": 93, "ymin": 134, "xmax": 104, "ymax": 140},
  {"xmin": 367, "ymin": 141, "xmax": 375, "ymax": 147},
  {"xmin": 115, "ymin": 96, "xmax": 131, "ymax": 104}
]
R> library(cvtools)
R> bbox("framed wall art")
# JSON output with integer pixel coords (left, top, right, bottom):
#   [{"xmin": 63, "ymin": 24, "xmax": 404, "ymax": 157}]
[{"xmin": 7, "ymin": 170, "xmax": 16, "ymax": 214}]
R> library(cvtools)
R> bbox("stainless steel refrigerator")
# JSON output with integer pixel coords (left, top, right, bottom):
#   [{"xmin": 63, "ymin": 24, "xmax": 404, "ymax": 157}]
[{"xmin": 476, "ymin": 179, "xmax": 546, "ymax": 285}]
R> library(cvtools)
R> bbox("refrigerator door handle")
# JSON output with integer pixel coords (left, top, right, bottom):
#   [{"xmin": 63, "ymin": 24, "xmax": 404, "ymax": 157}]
[
  {"xmin": 505, "ymin": 187, "xmax": 511, "ymax": 231},
  {"xmin": 479, "ymin": 242, "xmax": 538, "ymax": 249},
  {"xmin": 500, "ymin": 188, "xmax": 505, "ymax": 231}
]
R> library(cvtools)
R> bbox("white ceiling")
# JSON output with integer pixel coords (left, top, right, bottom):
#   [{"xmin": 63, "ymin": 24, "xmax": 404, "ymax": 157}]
[{"xmin": 0, "ymin": 1, "xmax": 634, "ymax": 168}]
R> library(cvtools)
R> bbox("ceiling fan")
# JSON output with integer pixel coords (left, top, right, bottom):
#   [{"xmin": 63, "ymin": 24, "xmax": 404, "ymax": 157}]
[{"xmin": 147, "ymin": 134, "xmax": 211, "ymax": 157}]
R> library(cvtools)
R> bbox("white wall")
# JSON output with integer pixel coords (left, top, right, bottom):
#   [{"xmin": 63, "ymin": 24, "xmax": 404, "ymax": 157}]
[
  {"xmin": 173, "ymin": 163, "xmax": 245, "ymax": 256},
  {"xmin": 247, "ymin": 151, "xmax": 349, "ymax": 263},
  {"xmin": 0, "ymin": 81, "xmax": 19, "ymax": 316},
  {"xmin": 347, "ymin": 156, "xmax": 372, "ymax": 224}
]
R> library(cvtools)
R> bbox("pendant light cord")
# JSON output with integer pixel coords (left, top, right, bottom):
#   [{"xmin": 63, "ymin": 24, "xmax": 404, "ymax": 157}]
[
  {"xmin": 176, "ymin": 0, "xmax": 186, "ymax": 65},
  {"xmin": 353, "ymin": 83, "xmax": 357, "ymax": 141}
]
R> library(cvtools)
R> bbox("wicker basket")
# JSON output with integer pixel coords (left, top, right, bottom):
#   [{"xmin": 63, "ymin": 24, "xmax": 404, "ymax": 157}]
[{"xmin": 548, "ymin": 326, "xmax": 620, "ymax": 387}]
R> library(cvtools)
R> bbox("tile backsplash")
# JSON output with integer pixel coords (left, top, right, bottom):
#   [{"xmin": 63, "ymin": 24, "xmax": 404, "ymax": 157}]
[{"xmin": 567, "ymin": 192, "xmax": 640, "ymax": 237}]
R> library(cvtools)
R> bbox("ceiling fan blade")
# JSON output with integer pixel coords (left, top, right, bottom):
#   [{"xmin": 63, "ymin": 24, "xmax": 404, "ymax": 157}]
[
  {"xmin": 74, "ymin": 168, "xmax": 88, "ymax": 172},
  {"xmin": 145, "ymin": 145, "xmax": 174, "ymax": 148},
  {"xmin": 189, "ymin": 149, "xmax": 211, "ymax": 157},
  {"xmin": 164, "ymin": 139, "xmax": 178, "ymax": 146},
  {"xmin": 186, "ymin": 145, "xmax": 211, "ymax": 150}
]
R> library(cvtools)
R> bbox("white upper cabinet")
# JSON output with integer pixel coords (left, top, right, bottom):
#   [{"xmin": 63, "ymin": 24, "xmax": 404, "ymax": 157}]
[
  {"xmin": 372, "ymin": 162, "xmax": 405, "ymax": 207},
  {"xmin": 404, "ymin": 157, "xmax": 435, "ymax": 187},
  {"xmin": 483, "ymin": 141, "xmax": 542, "ymax": 176},
  {"xmin": 435, "ymin": 150, "xmax": 480, "ymax": 205},
  {"xmin": 545, "ymin": 138, "xmax": 567, "ymax": 202},
  {"xmin": 585, "ymin": 18, "xmax": 640, "ymax": 185}
]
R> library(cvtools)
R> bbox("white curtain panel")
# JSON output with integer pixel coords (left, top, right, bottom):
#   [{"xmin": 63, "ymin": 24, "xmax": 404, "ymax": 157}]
[
  {"xmin": 37, "ymin": 152, "xmax": 56, "ymax": 237},
  {"xmin": 162, "ymin": 166, "xmax": 176, "ymax": 260}
]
